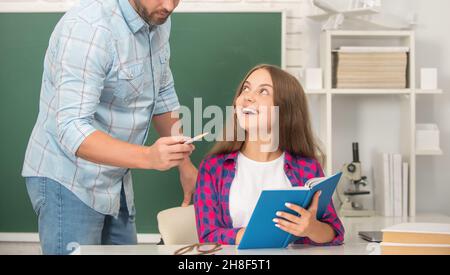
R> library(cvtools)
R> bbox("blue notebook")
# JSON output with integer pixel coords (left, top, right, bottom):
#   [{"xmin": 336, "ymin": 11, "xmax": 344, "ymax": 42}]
[{"xmin": 238, "ymin": 172, "xmax": 342, "ymax": 250}]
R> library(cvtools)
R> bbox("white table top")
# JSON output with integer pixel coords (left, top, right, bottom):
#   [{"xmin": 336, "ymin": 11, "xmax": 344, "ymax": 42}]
[{"xmin": 73, "ymin": 214, "xmax": 450, "ymax": 255}]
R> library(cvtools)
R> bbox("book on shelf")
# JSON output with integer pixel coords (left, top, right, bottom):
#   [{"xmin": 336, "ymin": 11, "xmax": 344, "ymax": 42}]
[
  {"xmin": 389, "ymin": 154, "xmax": 395, "ymax": 216},
  {"xmin": 332, "ymin": 47, "xmax": 408, "ymax": 89},
  {"xmin": 337, "ymin": 46, "xmax": 410, "ymax": 53},
  {"xmin": 375, "ymin": 153, "xmax": 392, "ymax": 217},
  {"xmin": 381, "ymin": 223, "xmax": 450, "ymax": 255},
  {"xmin": 374, "ymin": 153, "xmax": 408, "ymax": 217},
  {"xmin": 335, "ymin": 53, "xmax": 409, "ymax": 61}
]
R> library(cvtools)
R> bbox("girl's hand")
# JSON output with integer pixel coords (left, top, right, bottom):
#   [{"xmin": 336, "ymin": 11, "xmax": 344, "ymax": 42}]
[{"xmin": 273, "ymin": 191, "xmax": 322, "ymax": 238}]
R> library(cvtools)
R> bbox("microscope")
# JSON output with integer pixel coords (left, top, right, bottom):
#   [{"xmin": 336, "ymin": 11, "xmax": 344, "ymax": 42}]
[{"xmin": 338, "ymin": 143, "xmax": 375, "ymax": 217}]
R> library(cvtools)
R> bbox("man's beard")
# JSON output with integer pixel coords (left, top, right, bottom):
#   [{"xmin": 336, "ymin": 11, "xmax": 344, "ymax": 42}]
[{"xmin": 134, "ymin": 0, "xmax": 170, "ymax": 25}]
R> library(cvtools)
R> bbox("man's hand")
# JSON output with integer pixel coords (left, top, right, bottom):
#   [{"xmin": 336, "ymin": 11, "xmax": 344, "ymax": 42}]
[
  {"xmin": 151, "ymin": 112, "xmax": 199, "ymax": 206},
  {"xmin": 142, "ymin": 136, "xmax": 194, "ymax": 171},
  {"xmin": 178, "ymin": 158, "xmax": 198, "ymax": 207}
]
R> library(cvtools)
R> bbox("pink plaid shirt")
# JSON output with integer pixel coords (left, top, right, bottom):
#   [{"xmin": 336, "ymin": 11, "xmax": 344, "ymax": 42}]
[{"xmin": 194, "ymin": 151, "xmax": 345, "ymax": 246}]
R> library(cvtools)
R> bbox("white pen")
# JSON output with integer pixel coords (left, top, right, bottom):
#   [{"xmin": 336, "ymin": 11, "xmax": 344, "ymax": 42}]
[{"xmin": 184, "ymin": 132, "xmax": 209, "ymax": 145}]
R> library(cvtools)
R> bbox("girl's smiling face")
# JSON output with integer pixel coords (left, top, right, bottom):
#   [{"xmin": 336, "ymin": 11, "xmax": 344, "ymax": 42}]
[
  {"xmin": 235, "ymin": 68, "xmax": 275, "ymax": 135},
  {"xmin": 211, "ymin": 64, "xmax": 322, "ymax": 164}
]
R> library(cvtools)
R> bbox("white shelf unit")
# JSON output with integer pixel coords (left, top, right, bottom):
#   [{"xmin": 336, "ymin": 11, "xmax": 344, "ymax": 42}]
[{"xmin": 307, "ymin": 30, "xmax": 443, "ymax": 217}]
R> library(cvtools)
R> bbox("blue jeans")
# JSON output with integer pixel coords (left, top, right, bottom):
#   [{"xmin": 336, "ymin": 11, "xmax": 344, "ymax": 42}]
[{"xmin": 25, "ymin": 177, "xmax": 137, "ymax": 255}]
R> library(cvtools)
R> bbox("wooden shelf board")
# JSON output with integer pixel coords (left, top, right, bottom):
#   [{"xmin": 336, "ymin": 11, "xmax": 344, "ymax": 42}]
[{"xmin": 416, "ymin": 149, "xmax": 443, "ymax": 156}]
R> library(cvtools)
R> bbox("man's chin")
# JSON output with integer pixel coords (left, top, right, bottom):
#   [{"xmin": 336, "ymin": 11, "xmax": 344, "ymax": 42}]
[{"xmin": 150, "ymin": 15, "xmax": 169, "ymax": 25}]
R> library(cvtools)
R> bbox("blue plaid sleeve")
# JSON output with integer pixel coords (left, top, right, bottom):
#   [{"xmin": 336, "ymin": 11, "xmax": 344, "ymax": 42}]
[
  {"xmin": 153, "ymin": 65, "xmax": 180, "ymax": 115},
  {"xmin": 53, "ymin": 21, "xmax": 113, "ymax": 155}
]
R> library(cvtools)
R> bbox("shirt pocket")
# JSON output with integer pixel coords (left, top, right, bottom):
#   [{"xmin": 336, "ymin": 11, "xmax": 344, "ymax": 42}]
[{"xmin": 114, "ymin": 62, "xmax": 145, "ymax": 102}]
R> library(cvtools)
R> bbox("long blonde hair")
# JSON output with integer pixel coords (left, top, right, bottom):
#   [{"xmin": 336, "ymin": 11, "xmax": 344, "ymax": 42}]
[{"xmin": 209, "ymin": 64, "xmax": 324, "ymax": 164}]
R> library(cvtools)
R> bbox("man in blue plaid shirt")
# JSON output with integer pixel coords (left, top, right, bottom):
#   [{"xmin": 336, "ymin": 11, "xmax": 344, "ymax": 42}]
[{"xmin": 21, "ymin": 0, "xmax": 197, "ymax": 255}]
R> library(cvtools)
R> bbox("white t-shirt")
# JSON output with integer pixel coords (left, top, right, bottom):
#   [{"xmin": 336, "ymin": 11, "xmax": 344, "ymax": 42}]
[{"xmin": 229, "ymin": 152, "xmax": 293, "ymax": 228}]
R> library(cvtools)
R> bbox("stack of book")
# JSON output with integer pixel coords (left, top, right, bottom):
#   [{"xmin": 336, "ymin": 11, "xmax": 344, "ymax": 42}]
[
  {"xmin": 333, "ymin": 47, "xmax": 409, "ymax": 89},
  {"xmin": 374, "ymin": 153, "xmax": 409, "ymax": 217},
  {"xmin": 381, "ymin": 223, "xmax": 450, "ymax": 255}
]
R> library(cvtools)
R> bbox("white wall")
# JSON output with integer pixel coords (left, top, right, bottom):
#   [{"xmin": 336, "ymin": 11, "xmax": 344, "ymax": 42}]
[
  {"xmin": 361, "ymin": 0, "xmax": 450, "ymax": 215},
  {"xmin": 402, "ymin": 0, "xmax": 450, "ymax": 216},
  {"xmin": 1, "ymin": 0, "xmax": 449, "ymax": 215}
]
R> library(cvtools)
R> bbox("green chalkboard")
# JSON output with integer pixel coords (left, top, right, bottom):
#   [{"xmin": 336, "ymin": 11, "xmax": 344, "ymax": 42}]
[{"xmin": 0, "ymin": 12, "xmax": 282, "ymax": 233}]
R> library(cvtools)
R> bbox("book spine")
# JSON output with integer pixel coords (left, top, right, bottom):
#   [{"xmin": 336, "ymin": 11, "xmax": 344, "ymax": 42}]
[
  {"xmin": 402, "ymin": 163, "xmax": 409, "ymax": 217},
  {"xmin": 382, "ymin": 153, "xmax": 392, "ymax": 217},
  {"xmin": 393, "ymin": 154, "xmax": 403, "ymax": 217},
  {"xmin": 282, "ymin": 234, "xmax": 294, "ymax": 248},
  {"xmin": 389, "ymin": 154, "xmax": 395, "ymax": 217}
]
